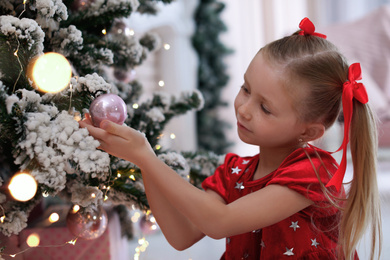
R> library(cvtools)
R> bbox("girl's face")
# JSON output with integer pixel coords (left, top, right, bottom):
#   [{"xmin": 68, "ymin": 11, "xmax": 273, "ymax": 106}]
[{"xmin": 234, "ymin": 52, "xmax": 308, "ymax": 149}]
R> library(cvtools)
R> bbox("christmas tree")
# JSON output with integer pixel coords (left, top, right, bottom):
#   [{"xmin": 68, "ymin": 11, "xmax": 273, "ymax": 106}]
[{"xmin": 0, "ymin": 0, "xmax": 216, "ymax": 246}]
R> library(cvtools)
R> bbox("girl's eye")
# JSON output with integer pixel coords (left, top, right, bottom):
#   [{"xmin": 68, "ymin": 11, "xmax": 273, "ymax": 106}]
[
  {"xmin": 241, "ymin": 85, "xmax": 249, "ymax": 94},
  {"xmin": 261, "ymin": 104, "xmax": 271, "ymax": 114}
]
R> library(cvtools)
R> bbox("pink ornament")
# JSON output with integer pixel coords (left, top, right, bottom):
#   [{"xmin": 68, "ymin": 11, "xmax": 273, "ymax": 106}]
[
  {"xmin": 89, "ymin": 93, "xmax": 127, "ymax": 127},
  {"xmin": 66, "ymin": 205, "xmax": 108, "ymax": 240}
]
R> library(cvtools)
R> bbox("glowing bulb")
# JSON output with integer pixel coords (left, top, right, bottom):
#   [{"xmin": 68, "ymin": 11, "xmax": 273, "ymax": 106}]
[
  {"xmin": 132, "ymin": 103, "xmax": 139, "ymax": 109},
  {"xmin": 8, "ymin": 172, "xmax": 37, "ymax": 202},
  {"xmin": 29, "ymin": 53, "xmax": 72, "ymax": 93},
  {"xmin": 72, "ymin": 205, "xmax": 80, "ymax": 213},
  {"xmin": 155, "ymin": 144, "xmax": 161, "ymax": 150},
  {"xmin": 170, "ymin": 133, "xmax": 176, "ymax": 139},
  {"xmin": 102, "ymin": 29, "xmax": 107, "ymax": 35},
  {"xmin": 49, "ymin": 213, "xmax": 59, "ymax": 223},
  {"xmin": 91, "ymin": 193, "xmax": 96, "ymax": 198},
  {"xmin": 26, "ymin": 233, "xmax": 40, "ymax": 247},
  {"xmin": 0, "ymin": 216, "xmax": 5, "ymax": 223},
  {"xmin": 163, "ymin": 44, "xmax": 171, "ymax": 50},
  {"xmin": 158, "ymin": 80, "xmax": 165, "ymax": 87},
  {"xmin": 129, "ymin": 175, "xmax": 135, "ymax": 181}
]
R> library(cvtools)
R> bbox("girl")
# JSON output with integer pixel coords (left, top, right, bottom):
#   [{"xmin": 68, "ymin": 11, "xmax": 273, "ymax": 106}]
[{"xmin": 80, "ymin": 18, "xmax": 382, "ymax": 259}]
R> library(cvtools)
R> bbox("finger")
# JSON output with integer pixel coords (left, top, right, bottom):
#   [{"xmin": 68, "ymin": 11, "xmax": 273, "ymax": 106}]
[{"xmin": 100, "ymin": 120, "xmax": 135, "ymax": 138}]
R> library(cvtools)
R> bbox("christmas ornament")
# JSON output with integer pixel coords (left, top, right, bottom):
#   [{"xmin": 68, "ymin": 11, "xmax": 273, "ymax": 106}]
[
  {"xmin": 114, "ymin": 68, "xmax": 136, "ymax": 83},
  {"xmin": 71, "ymin": 0, "xmax": 95, "ymax": 11},
  {"xmin": 8, "ymin": 172, "xmax": 38, "ymax": 202},
  {"xmin": 89, "ymin": 93, "xmax": 127, "ymax": 127},
  {"xmin": 28, "ymin": 52, "xmax": 72, "ymax": 93},
  {"xmin": 139, "ymin": 214, "xmax": 159, "ymax": 235},
  {"xmin": 66, "ymin": 205, "xmax": 108, "ymax": 240}
]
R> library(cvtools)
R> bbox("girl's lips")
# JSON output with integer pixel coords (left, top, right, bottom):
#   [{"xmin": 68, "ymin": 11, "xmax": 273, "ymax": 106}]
[{"xmin": 237, "ymin": 121, "xmax": 250, "ymax": 132}]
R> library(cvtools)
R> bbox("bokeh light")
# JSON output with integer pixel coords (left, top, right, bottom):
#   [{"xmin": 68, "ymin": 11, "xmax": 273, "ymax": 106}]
[
  {"xmin": 30, "ymin": 52, "xmax": 72, "ymax": 93},
  {"xmin": 8, "ymin": 172, "xmax": 37, "ymax": 202},
  {"xmin": 26, "ymin": 233, "xmax": 40, "ymax": 247}
]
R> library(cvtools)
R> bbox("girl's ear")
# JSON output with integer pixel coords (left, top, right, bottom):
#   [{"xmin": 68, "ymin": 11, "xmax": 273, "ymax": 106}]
[{"xmin": 301, "ymin": 123, "xmax": 325, "ymax": 142}]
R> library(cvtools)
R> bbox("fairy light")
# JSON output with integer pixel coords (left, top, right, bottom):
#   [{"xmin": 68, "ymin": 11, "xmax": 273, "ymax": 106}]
[
  {"xmin": 163, "ymin": 43, "xmax": 171, "ymax": 50},
  {"xmin": 17, "ymin": 0, "xmax": 28, "ymax": 19},
  {"xmin": 8, "ymin": 172, "xmax": 37, "ymax": 202},
  {"xmin": 131, "ymin": 211, "xmax": 141, "ymax": 223},
  {"xmin": 29, "ymin": 52, "xmax": 72, "ymax": 93},
  {"xmin": 12, "ymin": 37, "xmax": 23, "ymax": 93},
  {"xmin": 91, "ymin": 193, "xmax": 96, "ymax": 198},
  {"xmin": 72, "ymin": 205, "xmax": 80, "ymax": 213},
  {"xmin": 102, "ymin": 29, "xmax": 107, "ymax": 35},
  {"xmin": 42, "ymin": 191, "xmax": 49, "ymax": 197},
  {"xmin": 68, "ymin": 239, "xmax": 77, "ymax": 245},
  {"xmin": 170, "ymin": 133, "xmax": 176, "ymax": 139},
  {"xmin": 26, "ymin": 233, "xmax": 40, "ymax": 247},
  {"xmin": 3, "ymin": 236, "xmax": 78, "ymax": 258},
  {"xmin": 155, "ymin": 144, "xmax": 161, "ymax": 150},
  {"xmin": 132, "ymin": 103, "xmax": 139, "ymax": 109},
  {"xmin": 48, "ymin": 213, "xmax": 59, "ymax": 223},
  {"xmin": 125, "ymin": 28, "xmax": 135, "ymax": 36},
  {"xmin": 158, "ymin": 80, "xmax": 165, "ymax": 87},
  {"xmin": 129, "ymin": 175, "xmax": 135, "ymax": 181},
  {"xmin": 117, "ymin": 173, "xmax": 121, "ymax": 178}
]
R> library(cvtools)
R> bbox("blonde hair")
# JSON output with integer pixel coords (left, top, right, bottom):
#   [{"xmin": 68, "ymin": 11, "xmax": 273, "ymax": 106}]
[{"xmin": 261, "ymin": 33, "xmax": 382, "ymax": 259}]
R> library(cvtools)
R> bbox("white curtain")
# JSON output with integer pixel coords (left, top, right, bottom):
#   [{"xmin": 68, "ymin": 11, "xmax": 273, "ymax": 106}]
[{"xmin": 219, "ymin": 0, "xmax": 389, "ymax": 156}]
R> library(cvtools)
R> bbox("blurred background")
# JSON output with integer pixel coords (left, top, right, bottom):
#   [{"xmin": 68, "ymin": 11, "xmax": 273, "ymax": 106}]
[{"xmin": 126, "ymin": 0, "xmax": 390, "ymax": 259}]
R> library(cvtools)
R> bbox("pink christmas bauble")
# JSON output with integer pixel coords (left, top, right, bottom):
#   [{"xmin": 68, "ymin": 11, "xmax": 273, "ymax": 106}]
[
  {"xmin": 89, "ymin": 93, "xmax": 127, "ymax": 127},
  {"xmin": 66, "ymin": 205, "xmax": 108, "ymax": 240}
]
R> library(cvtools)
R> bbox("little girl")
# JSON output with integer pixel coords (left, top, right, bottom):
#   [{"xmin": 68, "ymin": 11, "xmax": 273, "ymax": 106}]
[{"xmin": 80, "ymin": 18, "xmax": 382, "ymax": 259}]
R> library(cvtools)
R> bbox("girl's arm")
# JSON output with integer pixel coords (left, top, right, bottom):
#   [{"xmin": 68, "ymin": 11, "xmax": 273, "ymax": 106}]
[
  {"xmin": 80, "ymin": 118, "xmax": 313, "ymax": 239},
  {"xmin": 80, "ymin": 115, "xmax": 207, "ymax": 250}
]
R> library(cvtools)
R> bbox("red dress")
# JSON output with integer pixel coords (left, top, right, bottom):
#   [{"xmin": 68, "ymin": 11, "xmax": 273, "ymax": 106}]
[{"xmin": 202, "ymin": 145, "xmax": 355, "ymax": 259}]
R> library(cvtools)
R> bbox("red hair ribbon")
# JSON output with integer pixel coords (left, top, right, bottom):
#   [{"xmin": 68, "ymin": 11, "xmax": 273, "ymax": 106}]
[
  {"xmin": 298, "ymin": 17, "xmax": 327, "ymax": 39},
  {"xmin": 326, "ymin": 63, "xmax": 369, "ymax": 191}
]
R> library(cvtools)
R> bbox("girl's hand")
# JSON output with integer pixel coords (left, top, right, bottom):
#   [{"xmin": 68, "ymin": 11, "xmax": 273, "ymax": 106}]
[{"xmin": 79, "ymin": 113, "xmax": 155, "ymax": 168}]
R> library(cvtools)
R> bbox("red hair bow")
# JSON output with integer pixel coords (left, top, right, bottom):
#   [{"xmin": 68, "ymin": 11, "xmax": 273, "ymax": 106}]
[
  {"xmin": 326, "ymin": 63, "xmax": 369, "ymax": 191},
  {"xmin": 298, "ymin": 17, "xmax": 327, "ymax": 39}
]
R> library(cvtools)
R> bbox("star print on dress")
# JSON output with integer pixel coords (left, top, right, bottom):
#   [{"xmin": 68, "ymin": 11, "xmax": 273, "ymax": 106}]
[
  {"xmin": 234, "ymin": 182, "xmax": 244, "ymax": 190},
  {"xmin": 242, "ymin": 159, "xmax": 250, "ymax": 164},
  {"xmin": 283, "ymin": 247, "xmax": 294, "ymax": 256},
  {"xmin": 311, "ymin": 238, "xmax": 319, "ymax": 248},
  {"xmin": 231, "ymin": 166, "xmax": 242, "ymax": 174},
  {"xmin": 289, "ymin": 221, "xmax": 300, "ymax": 231}
]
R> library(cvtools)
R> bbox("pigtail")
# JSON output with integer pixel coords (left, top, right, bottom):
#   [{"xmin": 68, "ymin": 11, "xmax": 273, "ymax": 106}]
[{"xmin": 339, "ymin": 101, "xmax": 382, "ymax": 260}]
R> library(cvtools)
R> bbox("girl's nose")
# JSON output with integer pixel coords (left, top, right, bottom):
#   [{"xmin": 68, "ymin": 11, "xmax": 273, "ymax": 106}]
[{"xmin": 238, "ymin": 101, "xmax": 252, "ymax": 120}]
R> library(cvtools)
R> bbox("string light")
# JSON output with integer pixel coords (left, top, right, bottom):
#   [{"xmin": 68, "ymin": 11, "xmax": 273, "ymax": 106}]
[
  {"xmin": 132, "ymin": 103, "xmax": 139, "ymax": 109},
  {"xmin": 155, "ymin": 144, "xmax": 161, "ymax": 150},
  {"xmin": 170, "ymin": 133, "xmax": 176, "ymax": 139},
  {"xmin": 26, "ymin": 233, "xmax": 40, "ymax": 247},
  {"xmin": 72, "ymin": 205, "xmax": 80, "ymax": 213},
  {"xmin": 102, "ymin": 29, "xmax": 107, "ymax": 35},
  {"xmin": 29, "ymin": 52, "xmax": 72, "ymax": 93},
  {"xmin": 48, "ymin": 213, "xmax": 59, "ymax": 223},
  {"xmin": 12, "ymin": 37, "xmax": 23, "ymax": 93},
  {"xmin": 125, "ymin": 28, "xmax": 135, "ymax": 36},
  {"xmin": 2, "ymin": 237, "xmax": 78, "ymax": 258},
  {"xmin": 163, "ymin": 43, "xmax": 171, "ymax": 50},
  {"xmin": 158, "ymin": 80, "xmax": 165, "ymax": 87},
  {"xmin": 8, "ymin": 172, "xmax": 37, "ymax": 202}
]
